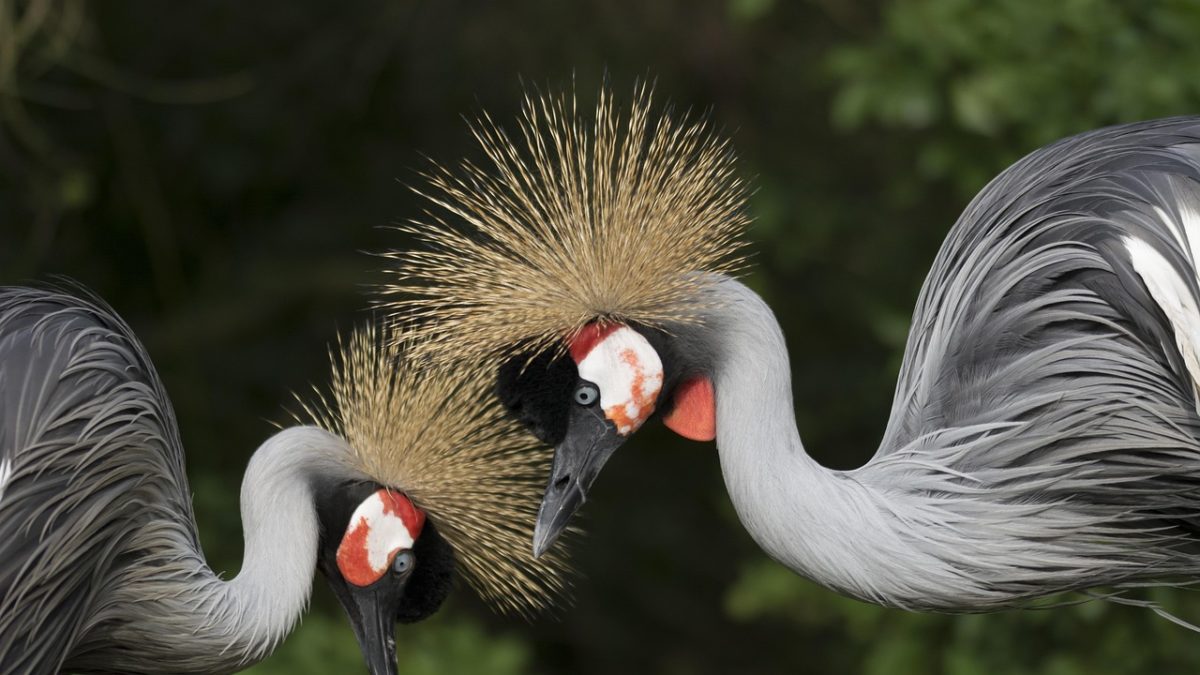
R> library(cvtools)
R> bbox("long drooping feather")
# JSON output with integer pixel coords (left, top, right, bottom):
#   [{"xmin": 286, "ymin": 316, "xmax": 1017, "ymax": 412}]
[
  {"xmin": 383, "ymin": 86, "xmax": 751, "ymax": 360},
  {"xmin": 296, "ymin": 325, "xmax": 571, "ymax": 615}
]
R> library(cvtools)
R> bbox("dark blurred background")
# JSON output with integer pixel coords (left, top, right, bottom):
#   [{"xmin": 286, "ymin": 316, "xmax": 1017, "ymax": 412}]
[{"xmin": 5, "ymin": 1, "xmax": 1200, "ymax": 673}]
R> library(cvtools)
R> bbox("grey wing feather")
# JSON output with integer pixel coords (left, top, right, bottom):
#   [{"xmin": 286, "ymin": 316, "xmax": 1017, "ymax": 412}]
[
  {"xmin": 879, "ymin": 117, "xmax": 1200, "ymax": 458},
  {"xmin": 0, "ymin": 286, "xmax": 196, "ymax": 674},
  {"xmin": 847, "ymin": 118, "xmax": 1200, "ymax": 603}
]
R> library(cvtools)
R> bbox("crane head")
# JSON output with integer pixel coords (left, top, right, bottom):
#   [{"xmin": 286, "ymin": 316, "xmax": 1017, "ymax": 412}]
[
  {"xmin": 375, "ymin": 87, "xmax": 748, "ymax": 561},
  {"xmin": 315, "ymin": 483, "xmax": 454, "ymax": 675},
  {"xmin": 499, "ymin": 320, "xmax": 715, "ymax": 557},
  {"xmin": 300, "ymin": 323, "xmax": 571, "ymax": 620}
]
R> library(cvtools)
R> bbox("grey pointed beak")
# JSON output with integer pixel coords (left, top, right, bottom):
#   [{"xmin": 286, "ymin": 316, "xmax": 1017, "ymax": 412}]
[
  {"xmin": 532, "ymin": 468, "xmax": 586, "ymax": 558},
  {"xmin": 325, "ymin": 571, "xmax": 409, "ymax": 675},
  {"xmin": 345, "ymin": 587, "xmax": 400, "ymax": 675},
  {"xmin": 532, "ymin": 409, "xmax": 626, "ymax": 558}
]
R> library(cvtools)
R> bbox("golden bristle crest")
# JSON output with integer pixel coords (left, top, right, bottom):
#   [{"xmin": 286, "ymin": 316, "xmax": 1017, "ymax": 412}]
[
  {"xmin": 296, "ymin": 323, "xmax": 571, "ymax": 615},
  {"xmin": 384, "ymin": 84, "xmax": 751, "ymax": 361}
]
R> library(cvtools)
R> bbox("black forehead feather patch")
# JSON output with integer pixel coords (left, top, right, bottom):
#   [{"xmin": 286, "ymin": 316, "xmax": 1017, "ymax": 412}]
[{"xmin": 495, "ymin": 344, "xmax": 577, "ymax": 446}]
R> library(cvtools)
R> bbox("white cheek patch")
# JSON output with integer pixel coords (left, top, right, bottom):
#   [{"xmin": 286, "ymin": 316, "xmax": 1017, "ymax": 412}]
[
  {"xmin": 336, "ymin": 489, "xmax": 423, "ymax": 587},
  {"xmin": 575, "ymin": 326, "xmax": 664, "ymax": 435}
]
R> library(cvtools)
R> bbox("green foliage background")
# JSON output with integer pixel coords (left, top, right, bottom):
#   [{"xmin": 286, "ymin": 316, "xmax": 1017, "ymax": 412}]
[{"xmin": 4, "ymin": 1, "xmax": 1200, "ymax": 673}]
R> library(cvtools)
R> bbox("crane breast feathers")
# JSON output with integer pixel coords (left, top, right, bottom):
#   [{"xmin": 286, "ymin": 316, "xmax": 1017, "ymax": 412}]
[
  {"xmin": 381, "ymin": 86, "xmax": 752, "ymax": 363},
  {"xmin": 876, "ymin": 117, "xmax": 1200, "ymax": 463}
]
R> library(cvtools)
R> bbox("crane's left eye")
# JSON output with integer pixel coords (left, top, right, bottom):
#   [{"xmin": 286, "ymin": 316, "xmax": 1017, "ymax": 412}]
[
  {"xmin": 392, "ymin": 550, "xmax": 415, "ymax": 575},
  {"xmin": 574, "ymin": 383, "xmax": 599, "ymax": 406}
]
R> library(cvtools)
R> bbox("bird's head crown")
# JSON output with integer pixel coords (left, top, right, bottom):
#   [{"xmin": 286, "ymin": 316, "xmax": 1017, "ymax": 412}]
[
  {"xmin": 383, "ymin": 85, "xmax": 752, "ymax": 362},
  {"xmin": 297, "ymin": 324, "xmax": 571, "ymax": 615}
]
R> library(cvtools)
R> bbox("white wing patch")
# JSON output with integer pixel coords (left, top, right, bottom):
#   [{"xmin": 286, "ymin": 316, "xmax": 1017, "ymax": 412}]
[
  {"xmin": 0, "ymin": 457, "xmax": 11, "ymax": 504},
  {"xmin": 1125, "ymin": 235, "xmax": 1200, "ymax": 409}
]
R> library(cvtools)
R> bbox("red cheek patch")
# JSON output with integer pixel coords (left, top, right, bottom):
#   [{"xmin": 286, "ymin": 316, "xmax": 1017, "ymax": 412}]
[
  {"xmin": 380, "ymin": 489, "xmax": 426, "ymax": 538},
  {"xmin": 568, "ymin": 322, "xmax": 621, "ymax": 363},
  {"xmin": 337, "ymin": 516, "xmax": 378, "ymax": 587},
  {"xmin": 663, "ymin": 376, "xmax": 716, "ymax": 441},
  {"xmin": 336, "ymin": 489, "xmax": 424, "ymax": 587}
]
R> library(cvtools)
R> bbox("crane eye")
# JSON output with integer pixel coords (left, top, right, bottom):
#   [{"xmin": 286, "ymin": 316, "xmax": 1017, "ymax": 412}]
[
  {"xmin": 392, "ymin": 550, "xmax": 415, "ymax": 576},
  {"xmin": 574, "ymin": 383, "xmax": 599, "ymax": 406}
]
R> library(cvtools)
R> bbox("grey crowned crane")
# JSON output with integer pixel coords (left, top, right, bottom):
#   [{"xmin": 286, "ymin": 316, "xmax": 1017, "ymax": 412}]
[
  {"xmin": 0, "ymin": 288, "xmax": 567, "ymax": 674},
  {"xmin": 387, "ymin": 89, "xmax": 1200, "ymax": 617}
]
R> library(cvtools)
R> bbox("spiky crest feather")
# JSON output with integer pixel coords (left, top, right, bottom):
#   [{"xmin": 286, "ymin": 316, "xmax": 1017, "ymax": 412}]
[
  {"xmin": 296, "ymin": 324, "xmax": 571, "ymax": 615},
  {"xmin": 383, "ymin": 85, "xmax": 751, "ymax": 360}
]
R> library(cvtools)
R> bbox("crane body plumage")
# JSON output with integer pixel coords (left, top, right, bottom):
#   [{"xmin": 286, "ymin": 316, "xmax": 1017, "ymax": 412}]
[
  {"xmin": 389, "ymin": 94, "xmax": 1200, "ymax": 617},
  {"xmin": 0, "ymin": 288, "xmax": 345, "ymax": 674},
  {"xmin": 698, "ymin": 118, "xmax": 1200, "ymax": 610},
  {"xmin": 0, "ymin": 286, "xmax": 569, "ymax": 673}
]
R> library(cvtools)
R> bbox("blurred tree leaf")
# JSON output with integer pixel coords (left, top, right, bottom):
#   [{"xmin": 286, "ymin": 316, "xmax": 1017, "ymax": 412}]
[{"xmin": 829, "ymin": 0, "xmax": 1200, "ymax": 196}]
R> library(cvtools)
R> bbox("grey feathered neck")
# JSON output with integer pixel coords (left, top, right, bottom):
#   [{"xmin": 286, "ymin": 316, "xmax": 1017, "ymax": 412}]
[
  {"xmin": 698, "ymin": 273, "xmax": 1200, "ymax": 611},
  {"xmin": 67, "ymin": 427, "xmax": 354, "ymax": 674},
  {"xmin": 0, "ymin": 288, "xmax": 361, "ymax": 674}
]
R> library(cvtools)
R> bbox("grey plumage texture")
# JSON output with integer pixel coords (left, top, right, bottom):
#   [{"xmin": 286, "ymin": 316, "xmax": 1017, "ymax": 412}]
[
  {"xmin": 706, "ymin": 117, "xmax": 1200, "ymax": 612},
  {"xmin": 390, "ymin": 106, "xmax": 1200, "ymax": 617},
  {"xmin": 0, "ymin": 287, "xmax": 342, "ymax": 674},
  {"xmin": 0, "ymin": 286, "xmax": 201, "ymax": 673}
]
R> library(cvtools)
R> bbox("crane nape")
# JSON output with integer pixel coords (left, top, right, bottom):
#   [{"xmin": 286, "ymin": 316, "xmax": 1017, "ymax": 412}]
[
  {"xmin": 385, "ymin": 88, "xmax": 1200, "ymax": 618},
  {"xmin": 0, "ymin": 287, "xmax": 569, "ymax": 674}
]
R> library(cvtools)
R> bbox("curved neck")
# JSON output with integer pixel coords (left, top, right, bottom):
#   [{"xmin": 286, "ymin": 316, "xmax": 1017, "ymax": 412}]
[
  {"xmin": 121, "ymin": 426, "xmax": 351, "ymax": 672},
  {"xmin": 217, "ymin": 427, "xmax": 348, "ymax": 661},
  {"xmin": 699, "ymin": 277, "xmax": 944, "ymax": 605}
]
